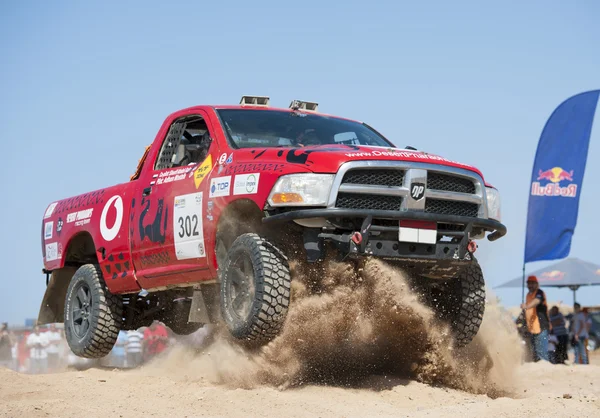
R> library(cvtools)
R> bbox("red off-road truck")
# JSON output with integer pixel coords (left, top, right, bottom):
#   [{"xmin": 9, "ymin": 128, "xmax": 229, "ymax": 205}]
[{"xmin": 38, "ymin": 96, "xmax": 506, "ymax": 358}]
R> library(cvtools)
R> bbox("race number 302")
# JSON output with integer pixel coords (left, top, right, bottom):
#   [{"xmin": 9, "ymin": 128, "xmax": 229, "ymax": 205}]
[{"xmin": 173, "ymin": 192, "xmax": 206, "ymax": 260}]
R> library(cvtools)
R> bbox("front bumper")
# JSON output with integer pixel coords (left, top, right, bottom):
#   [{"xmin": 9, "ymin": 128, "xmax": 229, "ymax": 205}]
[
  {"xmin": 264, "ymin": 208, "xmax": 506, "ymax": 241},
  {"xmin": 263, "ymin": 208, "xmax": 506, "ymax": 275}
]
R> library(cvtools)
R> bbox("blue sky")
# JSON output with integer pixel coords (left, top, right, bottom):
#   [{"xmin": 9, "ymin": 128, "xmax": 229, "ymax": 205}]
[{"xmin": 1, "ymin": 1, "xmax": 599, "ymax": 324}]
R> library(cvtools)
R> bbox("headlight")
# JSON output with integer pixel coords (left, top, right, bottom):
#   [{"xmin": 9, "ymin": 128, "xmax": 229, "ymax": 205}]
[
  {"xmin": 486, "ymin": 187, "xmax": 501, "ymax": 221},
  {"xmin": 268, "ymin": 174, "xmax": 334, "ymax": 207}
]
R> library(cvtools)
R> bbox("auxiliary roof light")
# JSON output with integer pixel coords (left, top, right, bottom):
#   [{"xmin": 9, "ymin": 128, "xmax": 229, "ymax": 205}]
[
  {"xmin": 240, "ymin": 95, "xmax": 270, "ymax": 106},
  {"xmin": 289, "ymin": 99, "xmax": 319, "ymax": 112}
]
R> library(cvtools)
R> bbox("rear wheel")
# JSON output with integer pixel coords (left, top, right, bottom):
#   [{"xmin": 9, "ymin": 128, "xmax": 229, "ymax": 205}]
[
  {"xmin": 64, "ymin": 264, "xmax": 123, "ymax": 358},
  {"xmin": 220, "ymin": 233, "xmax": 291, "ymax": 346},
  {"xmin": 428, "ymin": 259, "xmax": 485, "ymax": 347}
]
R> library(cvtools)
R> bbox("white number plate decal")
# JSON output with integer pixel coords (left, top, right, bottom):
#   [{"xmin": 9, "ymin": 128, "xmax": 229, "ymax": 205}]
[{"xmin": 173, "ymin": 192, "xmax": 206, "ymax": 260}]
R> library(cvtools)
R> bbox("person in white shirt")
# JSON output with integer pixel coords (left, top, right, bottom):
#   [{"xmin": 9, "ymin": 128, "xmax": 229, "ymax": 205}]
[
  {"xmin": 125, "ymin": 330, "xmax": 144, "ymax": 368},
  {"xmin": 45, "ymin": 324, "xmax": 63, "ymax": 372},
  {"xmin": 26, "ymin": 326, "xmax": 49, "ymax": 374},
  {"xmin": 572, "ymin": 303, "xmax": 589, "ymax": 364},
  {"xmin": 583, "ymin": 307, "xmax": 593, "ymax": 364}
]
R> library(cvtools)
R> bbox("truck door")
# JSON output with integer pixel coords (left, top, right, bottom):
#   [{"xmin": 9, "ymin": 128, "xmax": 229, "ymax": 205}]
[{"xmin": 130, "ymin": 111, "xmax": 221, "ymax": 289}]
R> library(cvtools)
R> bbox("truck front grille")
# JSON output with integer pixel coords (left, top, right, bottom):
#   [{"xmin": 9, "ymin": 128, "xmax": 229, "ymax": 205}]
[
  {"xmin": 336, "ymin": 193, "xmax": 402, "ymax": 211},
  {"xmin": 333, "ymin": 164, "xmax": 484, "ymax": 219},
  {"xmin": 425, "ymin": 199, "xmax": 478, "ymax": 217},
  {"xmin": 342, "ymin": 169, "xmax": 405, "ymax": 187},
  {"xmin": 427, "ymin": 172, "xmax": 475, "ymax": 194}
]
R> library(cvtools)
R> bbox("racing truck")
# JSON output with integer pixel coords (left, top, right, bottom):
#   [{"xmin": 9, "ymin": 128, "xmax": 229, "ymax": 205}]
[{"xmin": 38, "ymin": 95, "xmax": 506, "ymax": 358}]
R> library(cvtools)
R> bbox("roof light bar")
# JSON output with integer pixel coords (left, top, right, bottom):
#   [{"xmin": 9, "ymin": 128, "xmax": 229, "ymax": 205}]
[
  {"xmin": 289, "ymin": 100, "xmax": 319, "ymax": 112},
  {"xmin": 240, "ymin": 95, "xmax": 270, "ymax": 107}
]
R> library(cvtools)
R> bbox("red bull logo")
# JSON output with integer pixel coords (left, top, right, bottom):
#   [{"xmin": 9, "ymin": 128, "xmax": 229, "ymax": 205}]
[
  {"xmin": 531, "ymin": 166, "xmax": 577, "ymax": 198},
  {"xmin": 540, "ymin": 270, "xmax": 565, "ymax": 281},
  {"xmin": 537, "ymin": 167, "xmax": 574, "ymax": 183}
]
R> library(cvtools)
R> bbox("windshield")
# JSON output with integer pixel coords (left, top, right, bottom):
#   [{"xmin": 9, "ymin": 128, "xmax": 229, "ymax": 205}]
[{"xmin": 217, "ymin": 109, "xmax": 393, "ymax": 149}]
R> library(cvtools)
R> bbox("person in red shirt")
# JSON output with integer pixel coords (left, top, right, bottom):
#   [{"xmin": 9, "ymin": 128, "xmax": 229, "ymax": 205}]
[{"xmin": 143, "ymin": 321, "xmax": 169, "ymax": 362}]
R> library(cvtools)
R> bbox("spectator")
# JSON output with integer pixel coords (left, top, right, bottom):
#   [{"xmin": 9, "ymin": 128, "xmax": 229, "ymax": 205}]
[
  {"xmin": 17, "ymin": 333, "xmax": 29, "ymax": 372},
  {"xmin": 520, "ymin": 275, "xmax": 550, "ymax": 362},
  {"xmin": 26, "ymin": 326, "xmax": 49, "ymax": 374},
  {"xmin": 0, "ymin": 323, "xmax": 15, "ymax": 370},
  {"xmin": 11, "ymin": 340, "xmax": 17, "ymax": 371},
  {"xmin": 549, "ymin": 306, "xmax": 569, "ymax": 364},
  {"xmin": 45, "ymin": 324, "xmax": 63, "ymax": 372},
  {"xmin": 572, "ymin": 303, "xmax": 589, "ymax": 364},
  {"xmin": 582, "ymin": 308, "xmax": 592, "ymax": 364},
  {"xmin": 126, "ymin": 329, "xmax": 144, "ymax": 368},
  {"xmin": 143, "ymin": 321, "xmax": 169, "ymax": 362}
]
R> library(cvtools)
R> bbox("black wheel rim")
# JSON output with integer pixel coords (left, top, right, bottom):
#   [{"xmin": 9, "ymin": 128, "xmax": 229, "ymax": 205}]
[
  {"xmin": 72, "ymin": 282, "xmax": 93, "ymax": 338},
  {"xmin": 228, "ymin": 253, "xmax": 256, "ymax": 320}
]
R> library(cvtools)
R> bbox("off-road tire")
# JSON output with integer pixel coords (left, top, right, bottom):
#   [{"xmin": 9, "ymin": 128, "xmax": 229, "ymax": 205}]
[
  {"xmin": 64, "ymin": 264, "xmax": 123, "ymax": 358},
  {"xmin": 220, "ymin": 233, "xmax": 291, "ymax": 347},
  {"xmin": 431, "ymin": 259, "xmax": 485, "ymax": 347}
]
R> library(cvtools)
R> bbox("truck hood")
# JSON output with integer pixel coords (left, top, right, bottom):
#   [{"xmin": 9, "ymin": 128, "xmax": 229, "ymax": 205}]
[{"xmin": 235, "ymin": 144, "xmax": 485, "ymax": 180}]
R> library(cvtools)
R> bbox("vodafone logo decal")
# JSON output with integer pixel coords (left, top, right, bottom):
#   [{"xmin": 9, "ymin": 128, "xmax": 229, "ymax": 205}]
[{"xmin": 100, "ymin": 195, "xmax": 123, "ymax": 242}]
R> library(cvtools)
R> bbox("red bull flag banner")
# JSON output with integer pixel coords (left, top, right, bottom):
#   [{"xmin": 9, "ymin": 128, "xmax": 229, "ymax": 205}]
[{"xmin": 525, "ymin": 90, "xmax": 600, "ymax": 263}]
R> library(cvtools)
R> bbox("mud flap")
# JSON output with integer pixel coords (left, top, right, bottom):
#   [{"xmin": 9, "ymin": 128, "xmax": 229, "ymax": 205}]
[
  {"xmin": 37, "ymin": 266, "xmax": 78, "ymax": 325},
  {"xmin": 188, "ymin": 283, "xmax": 220, "ymax": 324}
]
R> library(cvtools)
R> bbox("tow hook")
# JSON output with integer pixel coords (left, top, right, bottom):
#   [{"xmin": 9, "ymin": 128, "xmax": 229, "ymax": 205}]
[
  {"xmin": 351, "ymin": 232, "xmax": 362, "ymax": 245},
  {"xmin": 467, "ymin": 240, "xmax": 477, "ymax": 253}
]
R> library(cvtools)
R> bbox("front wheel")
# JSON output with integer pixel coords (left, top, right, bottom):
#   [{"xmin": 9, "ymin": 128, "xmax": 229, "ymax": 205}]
[
  {"xmin": 64, "ymin": 264, "xmax": 123, "ymax": 358},
  {"xmin": 429, "ymin": 259, "xmax": 486, "ymax": 347},
  {"xmin": 220, "ymin": 233, "xmax": 291, "ymax": 347}
]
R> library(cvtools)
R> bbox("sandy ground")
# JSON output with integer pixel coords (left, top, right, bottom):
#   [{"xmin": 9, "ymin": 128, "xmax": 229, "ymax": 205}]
[
  {"xmin": 1, "ymin": 358, "xmax": 599, "ymax": 418},
  {"xmin": 2, "ymin": 260, "xmax": 599, "ymax": 417}
]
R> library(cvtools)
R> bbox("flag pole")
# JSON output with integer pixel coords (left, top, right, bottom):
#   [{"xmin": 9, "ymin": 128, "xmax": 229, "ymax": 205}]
[{"xmin": 521, "ymin": 264, "xmax": 526, "ymax": 304}]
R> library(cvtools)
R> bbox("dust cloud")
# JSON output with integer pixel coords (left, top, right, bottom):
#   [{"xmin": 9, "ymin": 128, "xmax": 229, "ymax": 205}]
[{"xmin": 143, "ymin": 258, "xmax": 523, "ymax": 396}]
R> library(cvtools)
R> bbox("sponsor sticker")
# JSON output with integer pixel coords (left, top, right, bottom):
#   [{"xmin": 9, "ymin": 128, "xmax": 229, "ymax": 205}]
[
  {"xmin": 209, "ymin": 176, "xmax": 231, "ymax": 198},
  {"xmin": 100, "ymin": 195, "xmax": 123, "ymax": 242},
  {"xmin": 233, "ymin": 173, "xmax": 260, "ymax": 195},
  {"xmin": 193, "ymin": 155, "xmax": 213, "ymax": 189},
  {"xmin": 66, "ymin": 208, "xmax": 94, "ymax": 227},
  {"xmin": 44, "ymin": 202, "xmax": 58, "ymax": 219},
  {"xmin": 173, "ymin": 192, "xmax": 206, "ymax": 260},
  {"xmin": 224, "ymin": 162, "xmax": 284, "ymax": 175},
  {"xmin": 225, "ymin": 153, "xmax": 233, "ymax": 164},
  {"xmin": 44, "ymin": 222, "xmax": 53, "ymax": 240},
  {"xmin": 46, "ymin": 242, "xmax": 58, "ymax": 261},
  {"xmin": 174, "ymin": 197, "xmax": 186, "ymax": 209},
  {"xmin": 218, "ymin": 153, "xmax": 227, "ymax": 165},
  {"xmin": 206, "ymin": 200, "xmax": 214, "ymax": 221},
  {"xmin": 343, "ymin": 150, "xmax": 459, "ymax": 164},
  {"xmin": 155, "ymin": 166, "xmax": 193, "ymax": 185}
]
